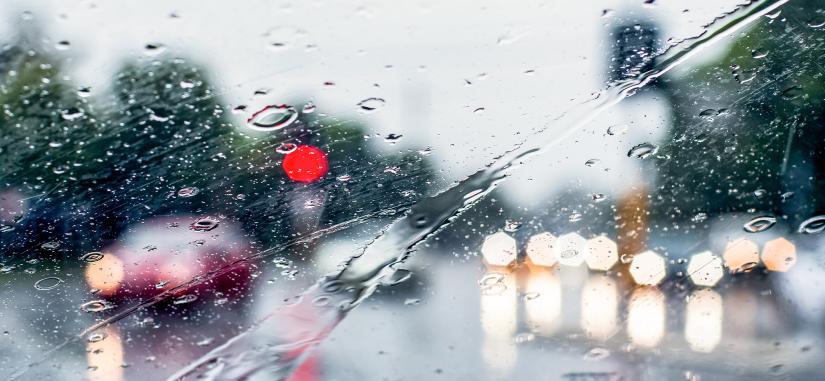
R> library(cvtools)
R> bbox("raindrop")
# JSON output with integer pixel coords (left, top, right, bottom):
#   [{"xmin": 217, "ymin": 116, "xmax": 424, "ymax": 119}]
[
  {"xmin": 807, "ymin": 18, "xmax": 825, "ymax": 28},
  {"xmin": 606, "ymin": 124, "xmax": 627, "ymax": 135},
  {"xmin": 312, "ymin": 295, "xmax": 331, "ymax": 307},
  {"xmin": 80, "ymin": 252, "xmax": 105, "ymax": 263},
  {"xmin": 336, "ymin": 174, "xmax": 352, "ymax": 182},
  {"xmin": 559, "ymin": 248, "xmax": 580, "ymax": 260},
  {"xmin": 627, "ymin": 142, "xmax": 659, "ymax": 159},
  {"xmin": 275, "ymin": 142, "xmax": 298, "ymax": 154},
  {"xmin": 404, "ymin": 298, "xmax": 421, "ymax": 306},
  {"xmin": 751, "ymin": 49, "xmax": 767, "ymax": 59},
  {"xmin": 583, "ymin": 347, "xmax": 610, "ymax": 361},
  {"xmin": 473, "ymin": 107, "xmax": 485, "ymax": 114},
  {"xmin": 504, "ymin": 220, "xmax": 521, "ymax": 232},
  {"xmin": 144, "ymin": 43, "xmax": 166, "ymax": 55},
  {"xmin": 382, "ymin": 269, "xmax": 412, "ymax": 286},
  {"xmin": 584, "ymin": 158, "xmax": 600, "ymax": 167},
  {"xmin": 246, "ymin": 105, "xmax": 298, "ymax": 132},
  {"xmin": 569, "ymin": 212, "xmax": 583, "ymax": 222},
  {"xmin": 190, "ymin": 217, "xmax": 219, "ymax": 232},
  {"xmin": 764, "ymin": 10, "xmax": 781, "ymax": 19},
  {"xmin": 55, "ymin": 40, "xmax": 70, "ymax": 50},
  {"xmin": 173, "ymin": 294, "xmax": 198, "ymax": 305},
  {"xmin": 590, "ymin": 193, "xmax": 606, "ymax": 202},
  {"xmin": 479, "ymin": 273, "xmax": 505, "ymax": 286},
  {"xmin": 302, "ymin": 102, "xmax": 316, "ymax": 114},
  {"xmin": 743, "ymin": 216, "xmax": 776, "ymax": 233},
  {"xmin": 523, "ymin": 292, "xmax": 540, "ymax": 301},
  {"xmin": 781, "ymin": 191, "xmax": 795, "ymax": 202},
  {"xmin": 40, "ymin": 241, "xmax": 60, "ymax": 250},
  {"xmin": 691, "ymin": 213, "xmax": 708, "ymax": 223},
  {"xmin": 80, "ymin": 300, "xmax": 114, "ymax": 313},
  {"xmin": 798, "ymin": 215, "xmax": 825, "ymax": 234},
  {"xmin": 87, "ymin": 332, "xmax": 107, "ymax": 343},
  {"xmin": 733, "ymin": 261, "xmax": 758, "ymax": 274},
  {"xmin": 357, "ymin": 97, "xmax": 386, "ymax": 113},
  {"xmin": 513, "ymin": 332, "xmax": 535, "ymax": 344},
  {"xmin": 48, "ymin": 141, "xmax": 63, "ymax": 148},
  {"xmin": 60, "ymin": 108, "xmax": 84, "ymax": 121},
  {"xmin": 384, "ymin": 133, "xmax": 403, "ymax": 144},
  {"xmin": 34, "ymin": 276, "xmax": 63, "ymax": 291},
  {"xmin": 77, "ymin": 87, "xmax": 92, "ymax": 97},
  {"xmin": 177, "ymin": 187, "xmax": 199, "ymax": 197}
]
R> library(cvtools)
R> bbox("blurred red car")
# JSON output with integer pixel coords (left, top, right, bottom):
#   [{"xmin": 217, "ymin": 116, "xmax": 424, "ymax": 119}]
[{"xmin": 84, "ymin": 215, "xmax": 254, "ymax": 304}]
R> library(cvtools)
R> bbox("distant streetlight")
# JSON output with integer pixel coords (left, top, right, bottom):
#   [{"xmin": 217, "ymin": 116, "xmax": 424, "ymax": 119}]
[
  {"xmin": 761, "ymin": 237, "xmax": 797, "ymax": 272},
  {"xmin": 554, "ymin": 232, "xmax": 586, "ymax": 266},
  {"xmin": 629, "ymin": 250, "xmax": 666, "ymax": 286},
  {"xmin": 585, "ymin": 236, "xmax": 618, "ymax": 271},
  {"xmin": 722, "ymin": 238, "xmax": 760, "ymax": 273},
  {"xmin": 687, "ymin": 251, "xmax": 724, "ymax": 287},
  {"xmin": 481, "ymin": 232, "xmax": 518, "ymax": 267},
  {"xmin": 525, "ymin": 232, "xmax": 558, "ymax": 267}
]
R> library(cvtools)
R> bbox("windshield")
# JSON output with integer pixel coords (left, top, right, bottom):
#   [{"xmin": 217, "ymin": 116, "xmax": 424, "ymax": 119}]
[{"xmin": 1, "ymin": 0, "xmax": 824, "ymax": 380}]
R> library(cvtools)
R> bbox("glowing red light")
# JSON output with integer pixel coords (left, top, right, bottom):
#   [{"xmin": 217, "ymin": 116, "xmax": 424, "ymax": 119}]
[{"xmin": 282, "ymin": 145, "xmax": 329, "ymax": 183}]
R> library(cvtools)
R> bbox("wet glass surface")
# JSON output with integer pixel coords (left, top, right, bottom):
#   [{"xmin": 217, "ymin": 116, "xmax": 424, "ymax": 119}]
[{"xmin": 1, "ymin": 0, "xmax": 824, "ymax": 380}]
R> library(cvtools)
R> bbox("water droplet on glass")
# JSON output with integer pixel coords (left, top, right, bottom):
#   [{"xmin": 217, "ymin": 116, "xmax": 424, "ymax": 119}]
[
  {"xmin": 80, "ymin": 300, "xmax": 114, "ymax": 313},
  {"xmin": 40, "ymin": 241, "xmax": 60, "ymax": 250},
  {"xmin": 177, "ymin": 187, "xmax": 199, "ymax": 197},
  {"xmin": 357, "ymin": 97, "xmax": 386, "ymax": 113},
  {"xmin": 583, "ymin": 347, "xmax": 610, "ymax": 361},
  {"xmin": 60, "ymin": 108, "xmax": 84, "ymax": 121},
  {"xmin": 55, "ymin": 40, "xmax": 70, "ymax": 50},
  {"xmin": 302, "ymin": 102, "xmax": 316, "ymax": 114},
  {"xmin": 764, "ymin": 10, "xmax": 781, "ymax": 19},
  {"xmin": 807, "ymin": 18, "xmax": 825, "ymax": 28},
  {"xmin": 34, "ymin": 276, "xmax": 63, "ymax": 291},
  {"xmin": 798, "ymin": 215, "xmax": 825, "ymax": 234},
  {"xmin": 275, "ymin": 142, "xmax": 298, "ymax": 154},
  {"xmin": 607, "ymin": 124, "xmax": 627, "ymax": 135},
  {"xmin": 569, "ymin": 212, "xmax": 583, "ymax": 222},
  {"xmin": 173, "ymin": 294, "xmax": 198, "ymax": 305},
  {"xmin": 404, "ymin": 298, "xmax": 421, "ymax": 306},
  {"xmin": 190, "ymin": 217, "xmax": 219, "ymax": 232},
  {"xmin": 585, "ymin": 158, "xmax": 600, "ymax": 167},
  {"xmin": 77, "ymin": 86, "xmax": 92, "ymax": 97},
  {"xmin": 590, "ymin": 193, "xmax": 606, "ymax": 202},
  {"xmin": 627, "ymin": 142, "xmax": 659, "ymax": 159},
  {"xmin": 473, "ymin": 107, "xmax": 485, "ymax": 114},
  {"xmin": 80, "ymin": 252, "xmax": 105, "ymax": 263},
  {"xmin": 336, "ymin": 174, "xmax": 352, "ymax": 182},
  {"xmin": 87, "ymin": 332, "xmax": 107, "ymax": 343},
  {"xmin": 504, "ymin": 220, "xmax": 521, "ymax": 232},
  {"xmin": 384, "ymin": 133, "xmax": 403, "ymax": 144},
  {"xmin": 692, "ymin": 212, "xmax": 708, "ymax": 223},
  {"xmin": 144, "ymin": 43, "xmax": 166, "ymax": 55},
  {"xmin": 743, "ymin": 216, "xmax": 776, "ymax": 233},
  {"xmin": 751, "ymin": 49, "xmax": 767, "ymax": 59},
  {"xmin": 246, "ymin": 105, "xmax": 298, "ymax": 132},
  {"xmin": 513, "ymin": 332, "xmax": 535, "ymax": 344},
  {"xmin": 382, "ymin": 269, "xmax": 413, "ymax": 286}
]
